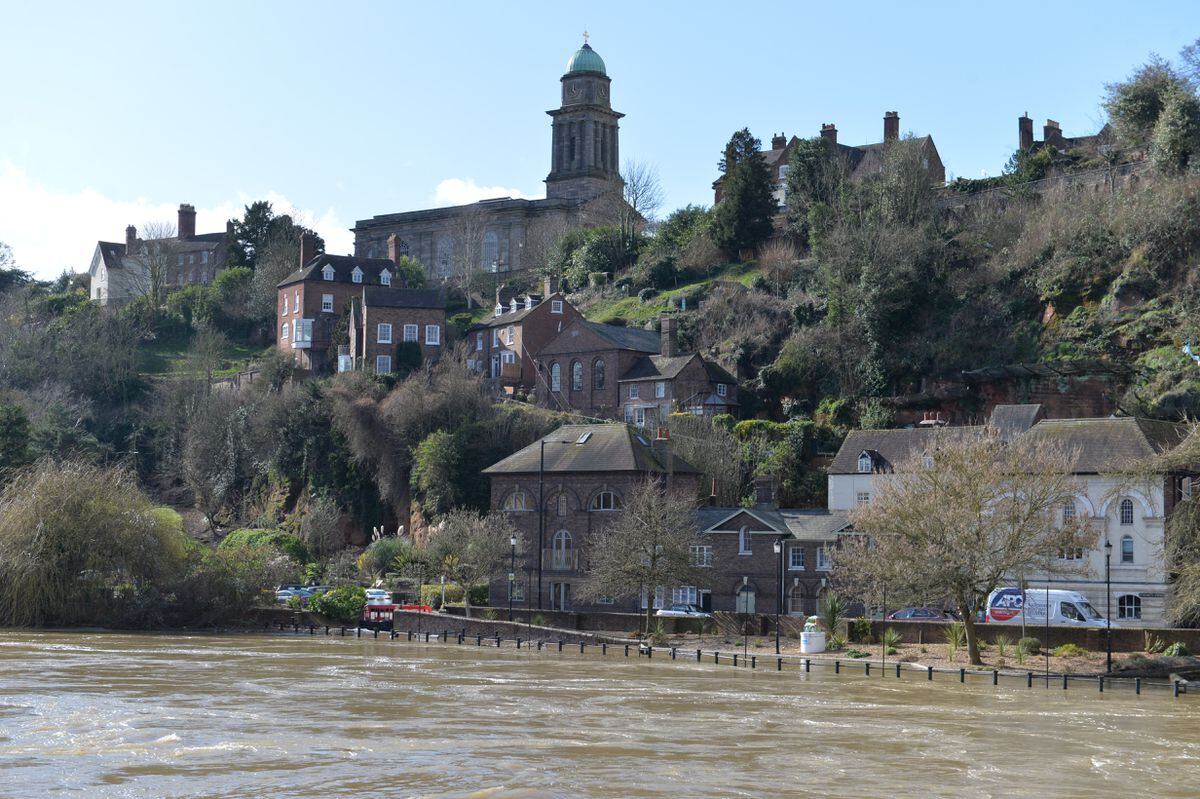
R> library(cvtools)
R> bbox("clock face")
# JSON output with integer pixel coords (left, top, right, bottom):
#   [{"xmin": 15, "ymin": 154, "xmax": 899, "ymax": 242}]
[
  {"xmin": 568, "ymin": 81, "xmax": 581, "ymax": 98},
  {"xmin": 598, "ymin": 83, "xmax": 608, "ymax": 100}
]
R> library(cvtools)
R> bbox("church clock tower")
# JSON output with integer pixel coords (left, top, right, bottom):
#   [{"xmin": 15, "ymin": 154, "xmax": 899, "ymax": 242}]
[{"xmin": 545, "ymin": 38, "xmax": 624, "ymax": 202}]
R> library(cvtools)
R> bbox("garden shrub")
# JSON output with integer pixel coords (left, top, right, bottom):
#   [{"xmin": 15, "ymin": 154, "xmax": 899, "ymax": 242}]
[
  {"xmin": 1051, "ymin": 643, "xmax": 1088, "ymax": 658},
  {"xmin": 1163, "ymin": 641, "xmax": 1191, "ymax": 657},
  {"xmin": 1017, "ymin": 637, "xmax": 1041, "ymax": 656},
  {"xmin": 309, "ymin": 585, "xmax": 366, "ymax": 624}
]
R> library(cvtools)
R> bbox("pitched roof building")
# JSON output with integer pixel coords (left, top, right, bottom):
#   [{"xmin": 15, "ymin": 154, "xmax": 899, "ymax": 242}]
[{"xmin": 89, "ymin": 203, "xmax": 232, "ymax": 306}]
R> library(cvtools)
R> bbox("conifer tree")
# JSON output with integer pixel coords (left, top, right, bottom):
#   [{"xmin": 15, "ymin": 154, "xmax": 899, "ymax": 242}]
[{"xmin": 710, "ymin": 129, "xmax": 776, "ymax": 255}]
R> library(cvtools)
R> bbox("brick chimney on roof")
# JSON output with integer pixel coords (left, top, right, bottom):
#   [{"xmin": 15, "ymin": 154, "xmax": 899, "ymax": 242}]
[
  {"xmin": 543, "ymin": 275, "xmax": 560, "ymax": 296},
  {"xmin": 771, "ymin": 132, "xmax": 787, "ymax": 150},
  {"xmin": 125, "ymin": 225, "xmax": 137, "ymax": 251},
  {"xmin": 1044, "ymin": 119, "xmax": 1064, "ymax": 149},
  {"xmin": 660, "ymin": 314, "xmax": 677, "ymax": 358},
  {"xmin": 226, "ymin": 219, "xmax": 235, "ymax": 237},
  {"xmin": 820, "ymin": 123, "xmax": 837, "ymax": 146},
  {"xmin": 299, "ymin": 232, "xmax": 317, "ymax": 271},
  {"xmin": 177, "ymin": 203, "xmax": 196, "ymax": 239},
  {"xmin": 1019, "ymin": 113, "xmax": 1034, "ymax": 151},
  {"xmin": 884, "ymin": 111, "xmax": 899, "ymax": 143},
  {"xmin": 753, "ymin": 474, "xmax": 778, "ymax": 509}
]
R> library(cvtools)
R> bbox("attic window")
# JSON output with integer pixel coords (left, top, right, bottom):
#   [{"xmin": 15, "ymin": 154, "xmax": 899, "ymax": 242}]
[
  {"xmin": 494, "ymin": 303, "xmax": 503, "ymax": 317},
  {"xmin": 510, "ymin": 299, "xmax": 518, "ymax": 313},
  {"xmin": 551, "ymin": 300, "xmax": 564, "ymax": 314},
  {"xmin": 576, "ymin": 432, "xmax": 592, "ymax": 445},
  {"xmin": 525, "ymin": 296, "xmax": 534, "ymax": 310},
  {"xmin": 380, "ymin": 269, "xmax": 392, "ymax": 287},
  {"xmin": 857, "ymin": 452, "xmax": 873, "ymax": 473},
  {"xmin": 351, "ymin": 267, "xmax": 363, "ymax": 284},
  {"xmin": 322, "ymin": 265, "xmax": 334, "ymax": 281}
]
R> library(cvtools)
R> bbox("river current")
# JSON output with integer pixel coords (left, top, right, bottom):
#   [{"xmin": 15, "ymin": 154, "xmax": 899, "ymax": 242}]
[{"xmin": 0, "ymin": 632, "xmax": 1196, "ymax": 798}]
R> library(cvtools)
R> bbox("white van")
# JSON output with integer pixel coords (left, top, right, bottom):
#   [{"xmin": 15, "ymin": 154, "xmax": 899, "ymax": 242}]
[{"xmin": 986, "ymin": 587, "xmax": 1117, "ymax": 628}]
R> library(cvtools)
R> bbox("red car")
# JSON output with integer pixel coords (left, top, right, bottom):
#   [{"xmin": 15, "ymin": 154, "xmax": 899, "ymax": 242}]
[{"xmin": 885, "ymin": 607, "xmax": 958, "ymax": 621}]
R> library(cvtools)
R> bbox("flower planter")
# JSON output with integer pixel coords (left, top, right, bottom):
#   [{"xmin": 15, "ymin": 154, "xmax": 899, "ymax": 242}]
[{"xmin": 800, "ymin": 631, "xmax": 826, "ymax": 654}]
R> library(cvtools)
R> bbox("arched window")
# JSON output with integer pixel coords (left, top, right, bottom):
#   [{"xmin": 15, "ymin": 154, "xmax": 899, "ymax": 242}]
[
  {"xmin": 1118, "ymin": 594, "xmax": 1142, "ymax": 620},
  {"xmin": 551, "ymin": 529, "xmax": 573, "ymax": 570},
  {"xmin": 857, "ymin": 452, "xmax": 872, "ymax": 473},
  {"xmin": 503, "ymin": 491, "xmax": 528, "ymax": 512},
  {"xmin": 435, "ymin": 237, "xmax": 453, "ymax": 278},
  {"xmin": 553, "ymin": 529, "xmax": 572, "ymax": 550},
  {"xmin": 593, "ymin": 359, "xmax": 606, "ymax": 389},
  {"xmin": 398, "ymin": 240, "xmax": 410, "ymax": 257},
  {"xmin": 788, "ymin": 584, "xmax": 806, "ymax": 615},
  {"xmin": 1120, "ymin": 499, "xmax": 1135, "ymax": 525},
  {"xmin": 735, "ymin": 585, "xmax": 756, "ymax": 614},
  {"xmin": 571, "ymin": 360, "xmax": 583, "ymax": 391},
  {"xmin": 556, "ymin": 493, "xmax": 568, "ymax": 517},
  {"xmin": 1121, "ymin": 534, "xmax": 1134, "ymax": 563},
  {"xmin": 281, "ymin": 322, "xmax": 289, "ymax": 341},
  {"xmin": 589, "ymin": 490, "xmax": 621, "ymax": 511},
  {"xmin": 481, "ymin": 231, "xmax": 499, "ymax": 270},
  {"xmin": 738, "ymin": 526, "xmax": 752, "ymax": 555},
  {"xmin": 1062, "ymin": 502, "xmax": 1076, "ymax": 523},
  {"xmin": 550, "ymin": 362, "xmax": 561, "ymax": 392}
]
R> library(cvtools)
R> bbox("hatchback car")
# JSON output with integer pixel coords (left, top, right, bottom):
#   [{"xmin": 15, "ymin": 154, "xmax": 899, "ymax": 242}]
[
  {"xmin": 365, "ymin": 588, "xmax": 393, "ymax": 605},
  {"xmin": 885, "ymin": 606, "xmax": 957, "ymax": 621},
  {"xmin": 655, "ymin": 603, "xmax": 713, "ymax": 619}
]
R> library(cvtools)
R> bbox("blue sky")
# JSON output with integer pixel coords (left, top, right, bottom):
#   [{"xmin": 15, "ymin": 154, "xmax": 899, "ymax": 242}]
[{"xmin": 1, "ymin": 1, "xmax": 1195, "ymax": 277}]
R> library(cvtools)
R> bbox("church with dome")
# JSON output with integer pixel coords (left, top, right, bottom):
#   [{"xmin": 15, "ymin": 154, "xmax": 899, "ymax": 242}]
[{"xmin": 352, "ymin": 40, "xmax": 625, "ymax": 280}]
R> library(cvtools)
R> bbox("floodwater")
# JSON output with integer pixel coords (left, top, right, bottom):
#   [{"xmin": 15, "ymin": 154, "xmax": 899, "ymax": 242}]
[{"xmin": 0, "ymin": 633, "xmax": 1196, "ymax": 799}]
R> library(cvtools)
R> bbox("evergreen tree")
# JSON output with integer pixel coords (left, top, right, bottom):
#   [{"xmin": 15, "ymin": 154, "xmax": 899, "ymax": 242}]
[
  {"xmin": 711, "ymin": 129, "xmax": 775, "ymax": 255},
  {"xmin": 784, "ymin": 137, "xmax": 843, "ymax": 243},
  {"xmin": 1151, "ymin": 84, "xmax": 1200, "ymax": 174}
]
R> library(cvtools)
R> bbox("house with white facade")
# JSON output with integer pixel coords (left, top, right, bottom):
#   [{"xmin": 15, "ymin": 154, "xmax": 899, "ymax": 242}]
[{"xmin": 827, "ymin": 405, "xmax": 1192, "ymax": 626}]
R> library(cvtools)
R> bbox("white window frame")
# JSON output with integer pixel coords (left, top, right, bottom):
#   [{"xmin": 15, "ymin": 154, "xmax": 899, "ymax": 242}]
[
  {"xmin": 655, "ymin": 381, "xmax": 666, "ymax": 398},
  {"xmin": 816, "ymin": 545, "xmax": 832, "ymax": 571},
  {"xmin": 504, "ymin": 491, "xmax": 529, "ymax": 512},
  {"xmin": 493, "ymin": 329, "xmax": 500, "ymax": 347},
  {"xmin": 425, "ymin": 325, "xmax": 440, "ymax": 345},
  {"xmin": 640, "ymin": 586, "xmax": 666, "ymax": 610},
  {"xmin": 690, "ymin": 545, "xmax": 713, "ymax": 568},
  {"xmin": 377, "ymin": 323, "xmax": 392, "ymax": 344},
  {"xmin": 550, "ymin": 363, "xmax": 561, "ymax": 392},
  {"xmin": 380, "ymin": 269, "xmax": 392, "ymax": 287},
  {"xmin": 403, "ymin": 324, "xmax": 418, "ymax": 342},
  {"xmin": 551, "ymin": 300, "xmax": 563, "ymax": 314},
  {"xmin": 351, "ymin": 267, "xmax": 364, "ymax": 284},
  {"xmin": 282, "ymin": 295, "xmax": 289, "ymax": 315},
  {"xmin": 672, "ymin": 586, "xmax": 698, "ymax": 606},
  {"xmin": 201, "ymin": 251, "xmax": 209, "ymax": 264},
  {"xmin": 321, "ymin": 293, "xmax": 334, "ymax": 313},
  {"xmin": 322, "ymin": 265, "xmax": 334, "ymax": 281},
  {"xmin": 1117, "ymin": 594, "xmax": 1142, "ymax": 620},
  {"xmin": 507, "ymin": 325, "xmax": 515, "ymax": 345},
  {"xmin": 857, "ymin": 453, "xmax": 872, "ymax": 473},
  {"xmin": 738, "ymin": 526, "xmax": 752, "ymax": 556},
  {"xmin": 716, "ymin": 383, "xmax": 727, "ymax": 397},
  {"xmin": 281, "ymin": 322, "xmax": 289, "ymax": 341},
  {"xmin": 375, "ymin": 355, "xmax": 392, "ymax": 374},
  {"xmin": 789, "ymin": 546, "xmax": 805, "ymax": 570},
  {"xmin": 293, "ymin": 289, "xmax": 299, "ymax": 312},
  {"xmin": 1121, "ymin": 535, "xmax": 1134, "ymax": 564},
  {"xmin": 856, "ymin": 492, "xmax": 870, "ymax": 505},
  {"xmin": 589, "ymin": 490, "xmax": 620, "ymax": 511},
  {"xmin": 629, "ymin": 384, "xmax": 639, "ymax": 400},
  {"xmin": 475, "ymin": 332, "xmax": 483, "ymax": 351},
  {"xmin": 1119, "ymin": 499, "xmax": 1134, "ymax": 525}
]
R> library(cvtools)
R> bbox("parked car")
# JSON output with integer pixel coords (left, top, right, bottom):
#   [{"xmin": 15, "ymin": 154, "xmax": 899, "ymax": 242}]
[
  {"xmin": 365, "ymin": 588, "xmax": 392, "ymax": 606},
  {"xmin": 885, "ymin": 607, "xmax": 958, "ymax": 621},
  {"xmin": 655, "ymin": 603, "xmax": 712, "ymax": 619}
]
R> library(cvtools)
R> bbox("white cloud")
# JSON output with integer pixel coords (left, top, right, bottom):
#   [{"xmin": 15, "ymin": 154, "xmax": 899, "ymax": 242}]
[
  {"xmin": 432, "ymin": 177, "xmax": 539, "ymax": 207},
  {"xmin": 0, "ymin": 163, "xmax": 353, "ymax": 279}
]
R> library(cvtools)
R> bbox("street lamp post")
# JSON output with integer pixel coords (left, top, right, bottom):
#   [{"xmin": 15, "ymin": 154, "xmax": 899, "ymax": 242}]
[
  {"xmin": 508, "ymin": 535, "xmax": 517, "ymax": 622},
  {"xmin": 1104, "ymin": 538, "xmax": 1113, "ymax": 674},
  {"xmin": 773, "ymin": 538, "xmax": 784, "ymax": 656}
]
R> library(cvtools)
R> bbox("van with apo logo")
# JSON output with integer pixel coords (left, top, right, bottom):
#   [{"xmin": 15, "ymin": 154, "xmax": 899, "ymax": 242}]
[{"xmin": 985, "ymin": 588, "xmax": 1117, "ymax": 628}]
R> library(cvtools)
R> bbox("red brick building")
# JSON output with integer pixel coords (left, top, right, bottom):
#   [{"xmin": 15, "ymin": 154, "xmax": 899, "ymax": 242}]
[
  {"xmin": 276, "ymin": 233, "xmax": 444, "ymax": 373},
  {"xmin": 466, "ymin": 277, "xmax": 581, "ymax": 393},
  {"xmin": 347, "ymin": 286, "xmax": 446, "ymax": 374}
]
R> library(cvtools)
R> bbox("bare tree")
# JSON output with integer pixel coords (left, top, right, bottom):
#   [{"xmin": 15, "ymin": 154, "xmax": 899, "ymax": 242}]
[
  {"xmin": 449, "ymin": 204, "xmax": 488, "ymax": 305},
  {"xmin": 426, "ymin": 508, "xmax": 515, "ymax": 618},
  {"xmin": 578, "ymin": 479, "xmax": 700, "ymax": 633},
  {"xmin": 126, "ymin": 221, "xmax": 180, "ymax": 305},
  {"xmin": 300, "ymin": 495, "xmax": 344, "ymax": 559},
  {"xmin": 589, "ymin": 160, "xmax": 663, "ymax": 271},
  {"xmin": 840, "ymin": 428, "xmax": 1086, "ymax": 665},
  {"xmin": 522, "ymin": 213, "xmax": 575, "ymax": 276}
]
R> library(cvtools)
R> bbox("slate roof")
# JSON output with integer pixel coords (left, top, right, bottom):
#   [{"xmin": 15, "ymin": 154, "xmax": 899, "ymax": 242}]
[
  {"xmin": 582, "ymin": 321, "xmax": 660, "ymax": 353},
  {"xmin": 362, "ymin": 285, "xmax": 444, "ymax": 309},
  {"xmin": 482, "ymin": 424, "xmax": 699, "ymax": 475},
  {"xmin": 988, "ymin": 404, "xmax": 1043, "ymax": 440},
  {"xmin": 829, "ymin": 427, "xmax": 982, "ymax": 474},
  {"xmin": 619, "ymin": 354, "xmax": 694, "ymax": 381},
  {"xmin": 1022, "ymin": 417, "xmax": 1188, "ymax": 473},
  {"xmin": 96, "ymin": 241, "xmax": 127, "ymax": 269},
  {"xmin": 277, "ymin": 254, "xmax": 397, "ymax": 288},
  {"xmin": 696, "ymin": 506, "xmax": 789, "ymax": 534},
  {"xmin": 694, "ymin": 507, "xmax": 850, "ymax": 540},
  {"xmin": 470, "ymin": 302, "xmax": 542, "ymax": 330}
]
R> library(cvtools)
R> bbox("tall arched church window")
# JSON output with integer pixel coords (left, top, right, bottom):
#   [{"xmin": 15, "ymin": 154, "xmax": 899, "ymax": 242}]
[
  {"xmin": 593, "ymin": 359, "xmax": 606, "ymax": 389},
  {"xmin": 436, "ymin": 238, "xmax": 453, "ymax": 278},
  {"xmin": 482, "ymin": 231, "xmax": 499, "ymax": 270}
]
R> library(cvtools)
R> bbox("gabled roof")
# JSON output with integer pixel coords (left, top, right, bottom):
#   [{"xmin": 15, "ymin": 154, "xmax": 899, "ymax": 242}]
[
  {"xmin": 779, "ymin": 509, "xmax": 852, "ymax": 541},
  {"xmin": 696, "ymin": 506, "xmax": 789, "ymax": 535},
  {"xmin": 1022, "ymin": 417, "xmax": 1188, "ymax": 473},
  {"xmin": 468, "ymin": 293, "xmax": 569, "ymax": 331},
  {"xmin": 277, "ymin": 254, "xmax": 397, "ymax": 288},
  {"xmin": 829, "ymin": 427, "xmax": 981, "ymax": 474},
  {"xmin": 988, "ymin": 404, "xmax": 1044, "ymax": 440},
  {"xmin": 620, "ymin": 354, "xmax": 694, "ymax": 381},
  {"xmin": 581, "ymin": 321, "xmax": 660, "ymax": 353},
  {"xmin": 95, "ymin": 241, "xmax": 127, "ymax": 270},
  {"xmin": 362, "ymin": 285, "xmax": 444, "ymax": 309},
  {"xmin": 482, "ymin": 424, "xmax": 699, "ymax": 475}
]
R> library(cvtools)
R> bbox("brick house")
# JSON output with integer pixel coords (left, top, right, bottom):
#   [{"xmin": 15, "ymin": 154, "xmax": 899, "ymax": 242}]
[
  {"xmin": 89, "ymin": 203, "xmax": 232, "ymax": 306},
  {"xmin": 712, "ymin": 112, "xmax": 946, "ymax": 206},
  {"xmin": 466, "ymin": 277, "xmax": 581, "ymax": 393},
  {"xmin": 276, "ymin": 233, "xmax": 444, "ymax": 373},
  {"xmin": 483, "ymin": 424, "xmax": 699, "ymax": 612},
  {"xmin": 535, "ymin": 315, "xmax": 738, "ymax": 424},
  {"xmin": 1018, "ymin": 114, "xmax": 1115, "ymax": 156},
  {"xmin": 347, "ymin": 285, "xmax": 446, "ymax": 375}
]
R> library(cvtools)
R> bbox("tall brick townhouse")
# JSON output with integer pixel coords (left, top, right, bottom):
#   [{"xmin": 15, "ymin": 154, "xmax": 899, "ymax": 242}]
[
  {"xmin": 276, "ymin": 233, "xmax": 445, "ymax": 374},
  {"xmin": 89, "ymin": 203, "xmax": 231, "ymax": 306}
]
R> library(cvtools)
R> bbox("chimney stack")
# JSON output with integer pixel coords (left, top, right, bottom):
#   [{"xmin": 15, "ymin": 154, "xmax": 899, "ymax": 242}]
[
  {"xmin": 177, "ymin": 203, "xmax": 196, "ymax": 239},
  {"xmin": 299, "ymin": 232, "xmax": 317, "ymax": 271},
  {"xmin": 820, "ymin": 123, "xmax": 838, "ymax": 146},
  {"xmin": 753, "ymin": 474, "xmax": 778, "ymax": 509},
  {"xmin": 884, "ymin": 111, "xmax": 899, "ymax": 143},
  {"xmin": 1018, "ymin": 113, "xmax": 1034, "ymax": 151},
  {"xmin": 771, "ymin": 132, "xmax": 787, "ymax": 150},
  {"xmin": 660, "ymin": 314, "xmax": 678, "ymax": 358},
  {"xmin": 225, "ymin": 219, "xmax": 235, "ymax": 238},
  {"xmin": 125, "ymin": 225, "xmax": 137, "ymax": 251},
  {"xmin": 543, "ymin": 275, "xmax": 560, "ymax": 296},
  {"xmin": 1044, "ymin": 119, "xmax": 1064, "ymax": 149},
  {"xmin": 387, "ymin": 234, "xmax": 403, "ymax": 265}
]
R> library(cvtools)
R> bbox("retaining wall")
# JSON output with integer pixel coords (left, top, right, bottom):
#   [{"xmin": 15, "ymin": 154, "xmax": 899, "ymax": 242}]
[{"xmin": 868, "ymin": 620, "xmax": 1200, "ymax": 653}]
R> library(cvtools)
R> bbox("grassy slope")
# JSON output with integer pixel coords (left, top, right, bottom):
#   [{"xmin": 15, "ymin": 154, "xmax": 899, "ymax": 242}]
[
  {"xmin": 580, "ymin": 261, "xmax": 761, "ymax": 324},
  {"xmin": 138, "ymin": 332, "xmax": 267, "ymax": 379}
]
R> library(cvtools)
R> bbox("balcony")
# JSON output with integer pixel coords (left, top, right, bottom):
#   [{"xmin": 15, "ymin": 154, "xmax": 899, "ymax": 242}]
[
  {"xmin": 542, "ymin": 548, "xmax": 579, "ymax": 573},
  {"xmin": 291, "ymin": 319, "xmax": 314, "ymax": 350}
]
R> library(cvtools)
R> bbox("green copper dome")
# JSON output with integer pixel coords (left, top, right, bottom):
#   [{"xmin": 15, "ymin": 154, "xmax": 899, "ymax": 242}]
[{"xmin": 565, "ymin": 42, "xmax": 606, "ymax": 75}]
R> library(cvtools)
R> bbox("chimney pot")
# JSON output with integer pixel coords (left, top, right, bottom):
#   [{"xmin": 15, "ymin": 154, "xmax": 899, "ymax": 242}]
[
  {"xmin": 884, "ymin": 111, "xmax": 899, "ymax": 143},
  {"xmin": 299, "ymin": 232, "xmax": 317, "ymax": 271},
  {"xmin": 125, "ymin": 225, "xmax": 137, "ymax": 251},
  {"xmin": 543, "ymin": 275, "xmax": 560, "ymax": 297},
  {"xmin": 1018, "ymin": 113, "xmax": 1034, "ymax": 151},
  {"xmin": 771, "ymin": 133, "xmax": 787, "ymax": 150},
  {"xmin": 820, "ymin": 123, "xmax": 837, "ymax": 146},
  {"xmin": 177, "ymin": 203, "xmax": 196, "ymax": 239}
]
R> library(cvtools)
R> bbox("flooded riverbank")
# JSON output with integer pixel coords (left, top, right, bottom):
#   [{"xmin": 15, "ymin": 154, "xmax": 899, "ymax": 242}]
[{"xmin": 0, "ymin": 631, "xmax": 1196, "ymax": 798}]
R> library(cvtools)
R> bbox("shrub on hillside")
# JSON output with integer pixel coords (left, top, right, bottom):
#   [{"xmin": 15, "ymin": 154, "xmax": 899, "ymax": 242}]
[
  {"xmin": 309, "ymin": 585, "xmax": 366, "ymax": 624},
  {"xmin": 219, "ymin": 528, "xmax": 310, "ymax": 564}
]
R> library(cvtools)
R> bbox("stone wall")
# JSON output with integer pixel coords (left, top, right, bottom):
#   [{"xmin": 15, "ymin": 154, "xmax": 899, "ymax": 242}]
[{"xmin": 869, "ymin": 619, "xmax": 1200, "ymax": 653}]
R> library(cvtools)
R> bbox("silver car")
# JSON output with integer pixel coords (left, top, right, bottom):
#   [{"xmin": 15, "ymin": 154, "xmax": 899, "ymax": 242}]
[{"xmin": 655, "ymin": 603, "xmax": 712, "ymax": 619}]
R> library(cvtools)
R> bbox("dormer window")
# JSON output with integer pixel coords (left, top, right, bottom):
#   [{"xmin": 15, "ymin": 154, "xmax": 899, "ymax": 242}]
[
  {"xmin": 322, "ymin": 265, "xmax": 334, "ymax": 281},
  {"xmin": 494, "ymin": 303, "xmax": 503, "ymax": 317},
  {"xmin": 351, "ymin": 266, "xmax": 363, "ymax": 284},
  {"xmin": 380, "ymin": 269, "xmax": 392, "ymax": 287},
  {"xmin": 510, "ymin": 299, "xmax": 518, "ymax": 313},
  {"xmin": 525, "ymin": 296, "xmax": 534, "ymax": 310},
  {"xmin": 857, "ymin": 452, "xmax": 873, "ymax": 474}
]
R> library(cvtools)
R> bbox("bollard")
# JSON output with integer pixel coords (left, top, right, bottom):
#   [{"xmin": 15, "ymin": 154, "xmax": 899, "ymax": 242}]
[
  {"xmin": 751, "ymin": 656, "xmax": 756, "ymax": 670},
  {"xmin": 625, "ymin": 644, "xmax": 630, "ymax": 657},
  {"xmin": 733, "ymin": 654, "xmax": 738, "ymax": 667},
  {"xmin": 835, "ymin": 660, "xmax": 840, "ymax": 674},
  {"xmin": 697, "ymin": 649, "xmax": 702, "ymax": 663},
  {"xmin": 959, "ymin": 668, "xmax": 965, "ymax": 683},
  {"xmin": 896, "ymin": 663, "xmax": 901, "ymax": 679},
  {"xmin": 325, "ymin": 626, "xmax": 329, "ymax": 636},
  {"xmin": 777, "ymin": 657, "xmax": 782, "ymax": 672},
  {"xmin": 1063, "ymin": 674, "xmax": 1069, "ymax": 690},
  {"xmin": 1174, "ymin": 680, "xmax": 1181, "ymax": 698},
  {"xmin": 309, "ymin": 625, "xmax": 314, "ymax": 635},
  {"xmin": 477, "ymin": 634, "xmax": 482, "ymax": 646},
  {"xmin": 928, "ymin": 665, "xmax": 934, "ymax": 681},
  {"xmin": 557, "ymin": 640, "xmax": 563, "ymax": 652},
  {"xmin": 517, "ymin": 638, "xmax": 522, "ymax": 649},
  {"xmin": 390, "ymin": 630, "xmax": 397, "ymax": 639},
  {"xmin": 1098, "ymin": 676, "xmax": 1104, "ymax": 693},
  {"xmin": 805, "ymin": 659, "xmax": 811, "ymax": 673},
  {"xmin": 293, "ymin": 622, "xmax": 299, "ymax": 633},
  {"xmin": 538, "ymin": 640, "xmax": 543, "ymax": 651},
  {"xmin": 373, "ymin": 628, "xmax": 378, "ymax": 639},
  {"xmin": 992, "ymin": 670, "xmax": 998, "ymax": 686},
  {"xmin": 1027, "ymin": 672, "xmax": 1033, "ymax": 688},
  {"xmin": 1136, "ymin": 677, "xmax": 1142, "ymax": 695},
  {"xmin": 580, "ymin": 642, "xmax": 585, "ymax": 654},
  {"xmin": 672, "ymin": 648, "xmax": 677, "ymax": 661},
  {"xmin": 603, "ymin": 643, "xmax": 607, "ymax": 655},
  {"xmin": 340, "ymin": 627, "xmax": 345, "ymax": 636},
  {"xmin": 647, "ymin": 647, "xmax": 653, "ymax": 659},
  {"xmin": 865, "ymin": 662, "xmax": 870, "ymax": 676},
  {"xmin": 408, "ymin": 630, "xmax": 413, "ymax": 641},
  {"xmin": 443, "ymin": 630, "xmax": 448, "ymax": 643},
  {"xmin": 496, "ymin": 635, "xmax": 501, "ymax": 647},
  {"xmin": 356, "ymin": 627, "xmax": 361, "ymax": 638}
]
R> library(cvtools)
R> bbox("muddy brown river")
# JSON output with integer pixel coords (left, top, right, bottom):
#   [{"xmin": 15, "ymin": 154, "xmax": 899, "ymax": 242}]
[{"xmin": 0, "ymin": 632, "xmax": 1196, "ymax": 798}]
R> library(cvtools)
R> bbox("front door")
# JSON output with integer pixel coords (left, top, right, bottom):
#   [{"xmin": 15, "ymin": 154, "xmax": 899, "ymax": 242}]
[
  {"xmin": 735, "ymin": 586, "xmax": 756, "ymax": 615},
  {"xmin": 549, "ymin": 582, "xmax": 571, "ymax": 611},
  {"xmin": 699, "ymin": 590, "xmax": 712, "ymax": 613}
]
